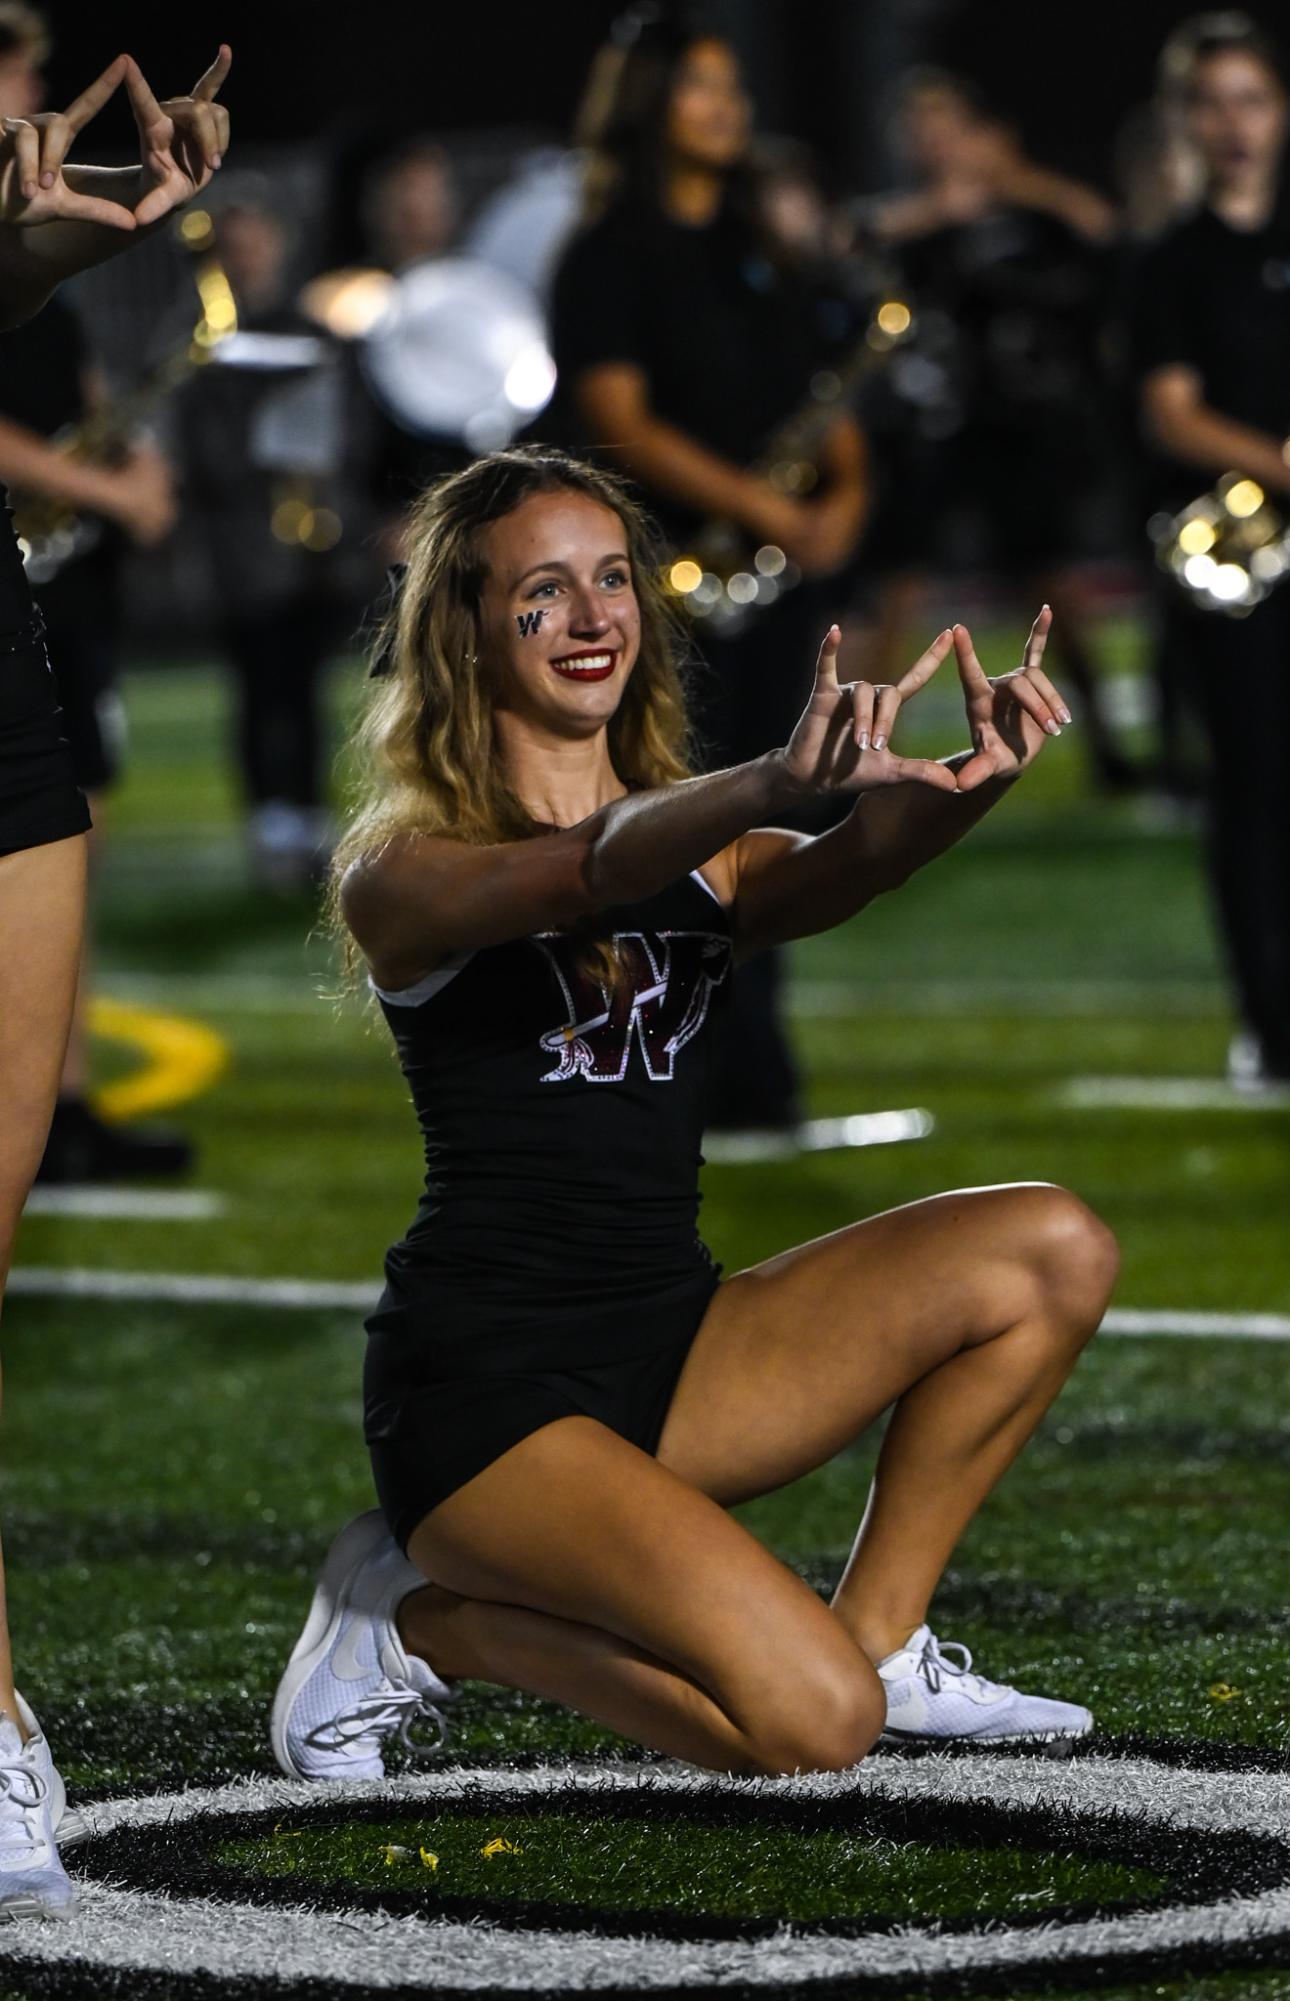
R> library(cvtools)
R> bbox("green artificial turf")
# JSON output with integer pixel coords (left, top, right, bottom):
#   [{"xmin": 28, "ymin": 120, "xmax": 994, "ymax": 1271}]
[
  {"xmin": 221, "ymin": 1806, "xmax": 1164, "ymax": 1920},
  {"xmin": 6, "ymin": 1300, "xmax": 1290, "ymax": 1788},
  {"xmin": 2, "ymin": 624, "xmax": 1288, "ymax": 1999}
]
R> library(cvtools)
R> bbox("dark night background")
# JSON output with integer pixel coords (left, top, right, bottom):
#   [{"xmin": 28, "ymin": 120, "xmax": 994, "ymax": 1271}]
[{"xmin": 35, "ymin": 0, "xmax": 1289, "ymax": 194}]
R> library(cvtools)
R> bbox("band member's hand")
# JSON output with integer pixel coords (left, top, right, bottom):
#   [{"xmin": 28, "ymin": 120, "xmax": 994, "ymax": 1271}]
[
  {"xmin": 952, "ymin": 607, "xmax": 1070, "ymax": 790},
  {"xmin": 743, "ymin": 487, "xmax": 857, "ymax": 578},
  {"xmin": 129, "ymin": 48, "xmax": 232, "ymax": 229},
  {"xmin": 783, "ymin": 624, "xmax": 959, "ymax": 795},
  {"xmin": 0, "ymin": 57, "xmax": 137, "ymax": 233},
  {"xmin": 102, "ymin": 443, "xmax": 177, "ymax": 546},
  {"xmin": 791, "ymin": 491, "xmax": 863, "ymax": 578}
]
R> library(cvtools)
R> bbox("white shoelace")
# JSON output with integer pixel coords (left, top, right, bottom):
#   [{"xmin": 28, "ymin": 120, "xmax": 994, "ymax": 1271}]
[
  {"xmin": 306, "ymin": 1681, "xmax": 453, "ymax": 1759},
  {"xmin": 0, "ymin": 1760, "xmax": 48, "ymax": 1860},
  {"xmin": 914, "ymin": 1631, "xmax": 1008, "ymax": 1702}
]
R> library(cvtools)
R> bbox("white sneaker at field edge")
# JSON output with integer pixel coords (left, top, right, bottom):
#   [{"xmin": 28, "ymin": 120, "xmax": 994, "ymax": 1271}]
[
  {"xmin": 878, "ymin": 1625, "xmax": 1092, "ymax": 1751},
  {"xmin": 0, "ymin": 1695, "xmax": 78, "ymax": 1921},
  {"xmin": 271, "ymin": 1509, "xmax": 459, "ymax": 1782}
]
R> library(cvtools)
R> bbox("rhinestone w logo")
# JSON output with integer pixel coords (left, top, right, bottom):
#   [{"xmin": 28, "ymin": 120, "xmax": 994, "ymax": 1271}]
[{"xmin": 534, "ymin": 931, "xmax": 731, "ymax": 1084}]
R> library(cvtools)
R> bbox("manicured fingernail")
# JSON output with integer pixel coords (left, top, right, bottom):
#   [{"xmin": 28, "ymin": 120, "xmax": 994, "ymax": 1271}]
[
  {"xmin": 1058, "ymin": 708, "xmax": 1072, "ymax": 725},
  {"xmin": 39, "ymin": 170, "xmax": 53, "ymax": 188},
  {"xmin": 1045, "ymin": 720, "xmax": 1062, "ymax": 736},
  {"xmin": 873, "ymin": 734, "xmax": 887, "ymax": 751},
  {"xmin": 858, "ymin": 731, "xmax": 870, "ymax": 750},
  {"xmin": 212, "ymin": 153, "xmax": 222, "ymax": 168},
  {"xmin": 22, "ymin": 181, "xmax": 35, "ymax": 198}
]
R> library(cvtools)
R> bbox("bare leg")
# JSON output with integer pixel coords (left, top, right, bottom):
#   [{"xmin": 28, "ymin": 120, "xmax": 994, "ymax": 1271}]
[
  {"xmin": 0, "ymin": 835, "xmax": 87, "ymax": 1732},
  {"xmin": 402, "ymin": 1578, "xmax": 775, "ymax": 1774},
  {"xmin": 54, "ymin": 801, "xmax": 100, "ymax": 1101},
  {"xmin": 396, "ymin": 1185, "xmax": 1115, "ymax": 1768},
  {"xmin": 403, "ymin": 1415, "xmax": 885, "ymax": 1776},
  {"xmin": 653, "ymin": 1183, "xmax": 1120, "ymax": 1663},
  {"xmin": 828, "ymin": 1224, "xmax": 1116, "ymax": 1659}
]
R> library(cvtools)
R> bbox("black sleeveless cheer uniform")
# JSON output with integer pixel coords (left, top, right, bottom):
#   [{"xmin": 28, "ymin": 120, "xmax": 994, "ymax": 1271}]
[
  {"xmin": 364, "ymin": 867, "xmax": 733, "ymax": 1549},
  {"xmin": 0, "ymin": 485, "xmax": 90, "ymax": 856}
]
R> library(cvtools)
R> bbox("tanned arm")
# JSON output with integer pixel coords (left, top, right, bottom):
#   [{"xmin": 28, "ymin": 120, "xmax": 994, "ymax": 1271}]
[
  {"xmin": 572, "ymin": 364, "xmax": 867, "ymax": 577},
  {"xmin": 344, "ymin": 753, "xmax": 809, "ymax": 994},
  {"xmin": 1142, "ymin": 363, "xmax": 1290, "ymax": 498}
]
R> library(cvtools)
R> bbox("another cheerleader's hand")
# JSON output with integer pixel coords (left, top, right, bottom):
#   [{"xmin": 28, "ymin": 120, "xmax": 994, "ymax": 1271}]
[
  {"xmin": 129, "ymin": 48, "xmax": 232, "ymax": 228},
  {"xmin": 782, "ymin": 624, "xmax": 959, "ymax": 796},
  {"xmin": 0, "ymin": 57, "xmax": 137, "ymax": 232},
  {"xmin": 952, "ymin": 607, "xmax": 1071, "ymax": 791}
]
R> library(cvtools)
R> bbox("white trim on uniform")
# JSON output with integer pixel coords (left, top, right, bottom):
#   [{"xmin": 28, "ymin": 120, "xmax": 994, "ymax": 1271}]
[
  {"xmin": 689, "ymin": 867, "xmax": 726, "ymax": 907},
  {"xmin": 369, "ymin": 951, "xmax": 474, "ymax": 1008}
]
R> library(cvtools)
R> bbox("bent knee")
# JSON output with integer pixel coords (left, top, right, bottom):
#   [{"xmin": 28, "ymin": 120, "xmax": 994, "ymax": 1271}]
[
  {"xmin": 1021, "ymin": 1185, "xmax": 1120, "ymax": 1328},
  {"xmin": 748, "ymin": 1664, "xmax": 885, "ymax": 1777}
]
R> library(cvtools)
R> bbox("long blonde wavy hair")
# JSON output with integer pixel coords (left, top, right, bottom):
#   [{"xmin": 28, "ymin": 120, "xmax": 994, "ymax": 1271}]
[{"xmin": 330, "ymin": 445, "xmax": 695, "ymax": 982}]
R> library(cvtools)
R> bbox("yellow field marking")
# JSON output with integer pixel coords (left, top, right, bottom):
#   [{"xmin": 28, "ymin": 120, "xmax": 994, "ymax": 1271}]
[{"xmin": 87, "ymin": 997, "xmax": 229, "ymax": 1122}]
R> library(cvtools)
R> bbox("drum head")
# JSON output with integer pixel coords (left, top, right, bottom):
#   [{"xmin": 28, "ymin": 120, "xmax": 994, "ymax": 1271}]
[{"xmin": 359, "ymin": 255, "xmax": 556, "ymax": 448}]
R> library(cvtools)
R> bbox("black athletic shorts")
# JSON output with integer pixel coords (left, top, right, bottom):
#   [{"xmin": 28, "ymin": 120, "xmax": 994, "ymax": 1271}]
[
  {"xmin": 0, "ymin": 616, "xmax": 92, "ymax": 857},
  {"xmin": 365, "ymin": 1303, "xmax": 712, "ymax": 1554}
]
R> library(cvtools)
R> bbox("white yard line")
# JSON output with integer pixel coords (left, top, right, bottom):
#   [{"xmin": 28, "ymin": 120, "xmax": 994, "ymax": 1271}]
[
  {"xmin": 6, "ymin": 1268, "xmax": 373, "ymax": 1310},
  {"xmin": 93, "ymin": 975, "xmax": 1225, "ymax": 1021},
  {"xmin": 1104, "ymin": 1308, "xmax": 1290, "ymax": 1339},
  {"xmin": 100, "ymin": 976, "xmax": 335, "ymax": 1017},
  {"xmin": 6, "ymin": 1266, "xmax": 1288, "ymax": 1338},
  {"xmin": 21, "ymin": 1189, "xmax": 226, "ymax": 1221},
  {"xmin": 787, "ymin": 980, "xmax": 1223, "ymax": 1019},
  {"xmin": 1057, "ymin": 1076, "xmax": 1290, "ymax": 1111},
  {"xmin": 703, "ymin": 1109, "xmax": 934, "ymax": 1163}
]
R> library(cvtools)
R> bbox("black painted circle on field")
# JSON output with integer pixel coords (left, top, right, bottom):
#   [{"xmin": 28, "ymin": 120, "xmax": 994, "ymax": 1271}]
[
  {"xmin": 10, "ymin": 1753, "xmax": 1290, "ymax": 2000},
  {"xmin": 66, "ymin": 1780, "xmax": 1284, "ymax": 1943}
]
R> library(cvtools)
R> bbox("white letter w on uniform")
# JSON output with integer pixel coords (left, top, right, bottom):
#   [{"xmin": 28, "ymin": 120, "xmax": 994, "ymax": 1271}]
[{"xmin": 535, "ymin": 932, "xmax": 730, "ymax": 1083}]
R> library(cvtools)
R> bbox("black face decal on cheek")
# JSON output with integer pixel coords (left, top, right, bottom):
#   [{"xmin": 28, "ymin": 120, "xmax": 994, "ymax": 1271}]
[{"xmin": 516, "ymin": 610, "xmax": 547, "ymax": 638}]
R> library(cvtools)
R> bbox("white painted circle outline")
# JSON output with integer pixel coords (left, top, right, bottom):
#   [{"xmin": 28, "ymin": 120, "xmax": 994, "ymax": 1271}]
[{"xmin": 8, "ymin": 1753, "xmax": 1290, "ymax": 1990}]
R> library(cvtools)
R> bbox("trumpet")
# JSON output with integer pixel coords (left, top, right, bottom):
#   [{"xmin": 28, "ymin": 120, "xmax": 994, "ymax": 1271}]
[
  {"xmin": 1150, "ymin": 472, "xmax": 1290, "ymax": 617},
  {"xmin": 13, "ymin": 212, "xmax": 238, "ymax": 586},
  {"xmin": 663, "ymin": 296, "xmax": 915, "ymax": 634}
]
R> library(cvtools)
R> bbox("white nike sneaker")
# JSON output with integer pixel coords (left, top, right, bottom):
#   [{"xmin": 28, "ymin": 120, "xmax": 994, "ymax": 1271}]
[
  {"xmin": 271, "ymin": 1510, "xmax": 459, "ymax": 1782},
  {"xmin": 878, "ymin": 1625, "xmax": 1092, "ymax": 1751},
  {"xmin": 0, "ymin": 1698, "xmax": 77, "ymax": 1921},
  {"xmin": 11, "ymin": 1693, "xmax": 85, "ymax": 1847}
]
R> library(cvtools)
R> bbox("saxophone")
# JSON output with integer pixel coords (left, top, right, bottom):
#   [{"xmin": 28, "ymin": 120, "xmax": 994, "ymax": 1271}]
[
  {"xmin": 12, "ymin": 212, "xmax": 237, "ymax": 586},
  {"xmin": 1150, "ymin": 470, "xmax": 1290, "ymax": 616},
  {"xmin": 663, "ymin": 296, "xmax": 914, "ymax": 634}
]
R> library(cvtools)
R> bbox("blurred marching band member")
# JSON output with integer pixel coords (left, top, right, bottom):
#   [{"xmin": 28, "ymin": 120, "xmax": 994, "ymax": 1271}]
[
  {"xmin": 466, "ymin": 139, "xmax": 583, "ymax": 304},
  {"xmin": 360, "ymin": 136, "xmax": 458, "ymax": 276},
  {"xmin": 0, "ymin": 4, "xmax": 191, "ymax": 1182},
  {"xmin": 357, "ymin": 137, "xmax": 474, "ymax": 547},
  {"xmin": 1130, "ymin": 14, "xmax": 1290, "ymax": 1090},
  {"xmin": 175, "ymin": 179, "xmax": 356, "ymax": 893},
  {"xmin": 547, "ymin": 12, "xmax": 869, "ymax": 1136},
  {"xmin": 1115, "ymin": 82, "xmax": 1208, "ymax": 246},
  {"xmin": 464, "ymin": 35, "xmax": 728, "ymax": 306},
  {"xmin": 0, "ymin": 42, "xmax": 229, "ymax": 1917},
  {"xmin": 856, "ymin": 69, "xmax": 1135, "ymax": 792},
  {"xmin": 269, "ymin": 445, "xmax": 1118, "ymax": 1790}
]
